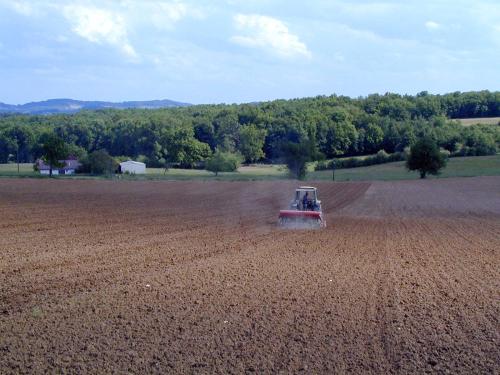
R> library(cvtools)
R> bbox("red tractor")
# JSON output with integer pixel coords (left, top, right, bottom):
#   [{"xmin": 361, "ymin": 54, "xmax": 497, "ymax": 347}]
[{"xmin": 278, "ymin": 186, "xmax": 325, "ymax": 228}]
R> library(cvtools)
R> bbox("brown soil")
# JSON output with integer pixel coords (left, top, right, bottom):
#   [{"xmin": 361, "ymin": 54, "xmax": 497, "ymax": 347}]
[{"xmin": 0, "ymin": 177, "xmax": 499, "ymax": 374}]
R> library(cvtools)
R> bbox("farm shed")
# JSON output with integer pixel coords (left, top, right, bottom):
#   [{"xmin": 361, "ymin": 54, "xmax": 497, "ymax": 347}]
[{"xmin": 119, "ymin": 160, "xmax": 146, "ymax": 174}]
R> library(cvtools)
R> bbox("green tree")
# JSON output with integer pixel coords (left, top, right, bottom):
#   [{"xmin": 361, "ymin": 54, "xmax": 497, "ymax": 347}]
[
  {"xmin": 66, "ymin": 143, "xmax": 88, "ymax": 159},
  {"xmin": 176, "ymin": 138, "xmax": 211, "ymax": 168},
  {"xmin": 0, "ymin": 90, "xmax": 498, "ymax": 168},
  {"xmin": 462, "ymin": 127, "xmax": 497, "ymax": 155},
  {"xmin": 281, "ymin": 138, "xmax": 322, "ymax": 180},
  {"xmin": 41, "ymin": 134, "xmax": 68, "ymax": 177},
  {"xmin": 85, "ymin": 149, "xmax": 117, "ymax": 175},
  {"xmin": 159, "ymin": 126, "xmax": 211, "ymax": 168},
  {"xmin": 193, "ymin": 120, "xmax": 216, "ymax": 149},
  {"xmin": 318, "ymin": 118, "xmax": 358, "ymax": 158},
  {"xmin": 7, "ymin": 126, "xmax": 35, "ymax": 163},
  {"xmin": 238, "ymin": 124, "xmax": 266, "ymax": 163},
  {"xmin": 205, "ymin": 150, "xmax": 242, "ymax": 176},
  {"xmin": 406, "ymin": 138, "xmax": 447, "ymax": 179},
  {"xmin": 213, "ymin": 109, "xmax": 240, "ymax": 151},
  {"xmin": 363, "ymin": 124, "xmax": 384, "ymax": 153},
  {"xmin": 0, "ymin": 134, "xmax": 16, "ymax": 163}
]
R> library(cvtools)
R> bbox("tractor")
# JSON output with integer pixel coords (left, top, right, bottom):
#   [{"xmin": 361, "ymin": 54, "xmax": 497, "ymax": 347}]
[{"xmin": 278, "ymin": 186, "xmax": 325, "ymax": 228}]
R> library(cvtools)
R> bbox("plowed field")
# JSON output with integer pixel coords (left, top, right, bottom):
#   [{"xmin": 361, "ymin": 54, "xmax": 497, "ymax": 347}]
[{"xmin": 1, "ymin": 177, "xmax": 499, "ymax": 374}]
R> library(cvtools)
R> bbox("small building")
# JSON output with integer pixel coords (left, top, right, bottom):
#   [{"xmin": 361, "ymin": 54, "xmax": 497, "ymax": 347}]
[
  {"xmin": 119, "ymin": 160, "xmax": 146, "ymax": 174},
  {"xmin": 37, "ymin": 158, "xmax": 81, "ymax": 175}
]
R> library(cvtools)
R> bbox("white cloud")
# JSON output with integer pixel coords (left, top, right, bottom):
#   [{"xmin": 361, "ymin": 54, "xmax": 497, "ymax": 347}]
[
  {"xmin": 425, "ymin": 21, "xmax": 441, "ymax": 31},
  {"xmin": 158, "ymin": 1, "xmax": 188, "ymax": 23},
  {"xmin": 149, "ymin": 1, "xmax": 202, "ymax": 30},
  {"xmin": 2, "ymin": 0, "xmax": 35, "ymax": 16},
  {"xmin": 63, "ymin": 5, "xmax": 137, "ymax": 58},
  {"xmin": 231, "ymin": 14, "xmax": 311, "ymax": 59},
  {"xmin": 120, "ymin": 1, "xmax": 203, "ymax": 30}
]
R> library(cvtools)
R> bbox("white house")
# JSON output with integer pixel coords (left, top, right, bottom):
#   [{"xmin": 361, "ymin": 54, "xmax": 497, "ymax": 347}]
[
  {"xmin": 119, "ymin": 160, "xmax": 146, "ymax": 174},
  {"xmin": 37, "ymin": 158, "xmax": 81, "ymax": 175}
]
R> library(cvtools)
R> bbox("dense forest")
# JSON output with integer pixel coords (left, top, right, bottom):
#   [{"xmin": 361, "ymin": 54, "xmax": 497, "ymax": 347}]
[{"xmin": 0, "ymin": 90, "xmax": 499, "ymax": 167}]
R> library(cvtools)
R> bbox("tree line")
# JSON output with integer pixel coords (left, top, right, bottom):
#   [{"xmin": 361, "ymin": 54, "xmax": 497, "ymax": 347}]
[{"xmin": 0, "ymin": 91, "xmax": 498, "ymax": 171}]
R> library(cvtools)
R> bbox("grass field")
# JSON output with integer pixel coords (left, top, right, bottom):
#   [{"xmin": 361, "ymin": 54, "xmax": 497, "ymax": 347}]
[
  {"xmin": 146, "ymin": 164, "xmax": 288, "ymax": 180},
  {"xmin": 0, "ymin": 163, "xmax": 37, "ymax": 177},
  {"xmin": 309, "ymin": 155, "xmax": 500, "ymax": 181},
  {"xmin": 1, "ymin": 155, "xmax": 499, "ymax": 181},
  {"xmin": 456, "ymin": 117, "xmax": 500, "ymax": 126}
]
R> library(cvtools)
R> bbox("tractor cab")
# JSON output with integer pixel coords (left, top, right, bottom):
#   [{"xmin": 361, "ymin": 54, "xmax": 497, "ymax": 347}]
[{"xmin": 291, "ymin": 186, "xmax": 322, "ymax": 212}]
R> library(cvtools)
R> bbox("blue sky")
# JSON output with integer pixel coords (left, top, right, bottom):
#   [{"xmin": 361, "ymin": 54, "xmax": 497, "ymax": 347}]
[{"xmin": 0, "ymin": 0, "xmax": 499, "ymax": 104}]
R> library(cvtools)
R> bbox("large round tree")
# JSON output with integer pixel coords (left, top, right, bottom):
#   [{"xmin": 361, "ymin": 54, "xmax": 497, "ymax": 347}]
[
  {"xmin": 205, "ymin": 150, "xmax": 242, "ymax": 176},
  {"xmin": 41, "ymin": 134, "xmax": 68, "ymax": 177},
  {"xmin": 406, "ymin": 137, "xmax": 447, "ymax": 179}
]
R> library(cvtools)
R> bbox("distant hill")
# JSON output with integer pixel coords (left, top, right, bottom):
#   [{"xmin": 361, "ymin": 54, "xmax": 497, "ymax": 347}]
[{"xmin": 0, "ymin": 98, "xmax": 191, "ymax": 114}]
